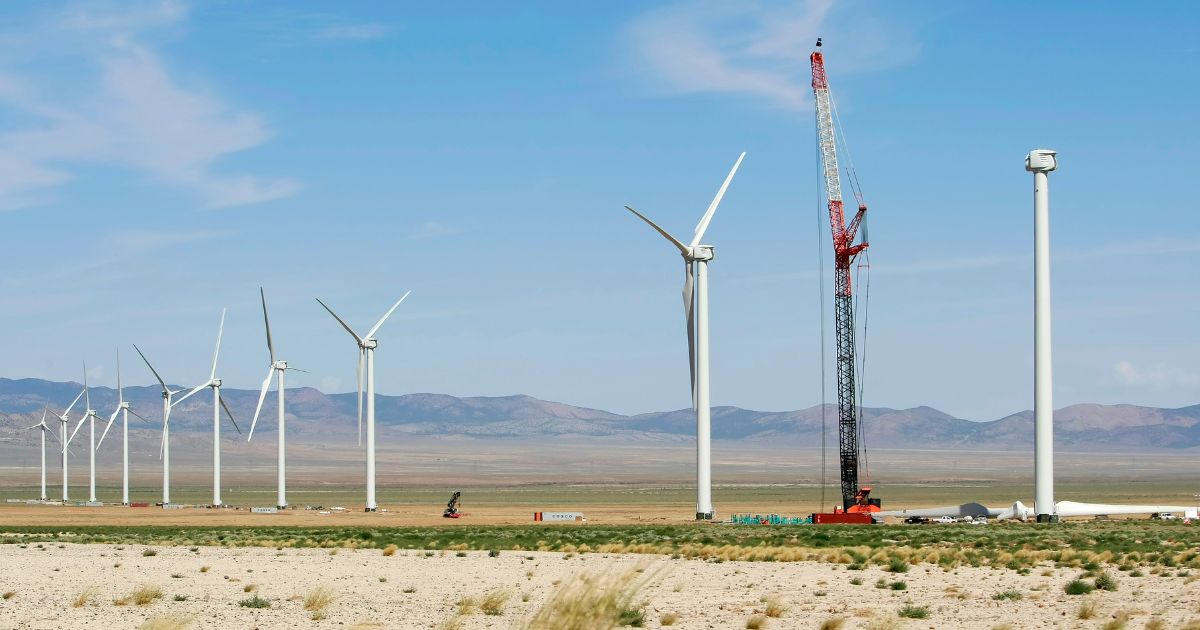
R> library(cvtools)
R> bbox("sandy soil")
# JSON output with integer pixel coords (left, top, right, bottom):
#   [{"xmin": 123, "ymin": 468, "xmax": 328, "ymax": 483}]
[{"xmin": 0, "ymin": 543, "xmax": 1192, "ymax": 629}]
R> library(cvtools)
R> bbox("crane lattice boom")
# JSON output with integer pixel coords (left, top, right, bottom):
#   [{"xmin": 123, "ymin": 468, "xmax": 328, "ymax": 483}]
[{"xmin": 811, "ymin": 43, "xmax": 871, "ymax": 512}]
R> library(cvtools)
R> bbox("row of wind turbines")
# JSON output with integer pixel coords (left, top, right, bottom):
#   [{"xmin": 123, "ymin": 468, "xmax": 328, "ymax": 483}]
[
  {"xmin": 22, "ymin": 153, "xmax": 744, "ymax": 518},
  {"xmin": 25, "ymin": 288, "xmax": 409, "ymax": 512}
]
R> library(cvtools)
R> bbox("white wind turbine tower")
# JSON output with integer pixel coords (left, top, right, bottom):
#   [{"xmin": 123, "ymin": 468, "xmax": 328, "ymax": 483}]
[
  {"xmin": 316, "ymin": 291, "xmax": 411, "ymax": 512},
  {"xmin": 171, "ymin": 309, "xmax": 241, "ymax": 507},
  {"xmin": 23, "ymin": 407, "xmax": 60, "ymax": 500},
  {"xmin": 249, "ymin": 288, "xmax": 304, "ymax": 510},
  {"xmin": 66, "ymin": 363, "xmax": 103, "ymax": 503},
  {"xmin": 623, "ymin": 152, "xmax": 745, "ymax": 520},
  {"xmin": 134, "ymin": 344, "xmax": 181, "ymax": 506},
  {"xmin": 48, "ymin": 387, "xmax": 85, "ymax": 502},
  {"xmin": 98, "ymin": 349, "xmax": 151, "ymax": 505}
]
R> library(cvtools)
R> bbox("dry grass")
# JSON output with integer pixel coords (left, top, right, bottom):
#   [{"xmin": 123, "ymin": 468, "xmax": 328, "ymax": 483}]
[
  {"xmin": 761, "ymin": 595, "xmax": 787, "ymax": 618},
  {"xmin": 522, "ymin": 566, "xmax": 657, "ymax": 630},
  {"xmin": 660, "ymin": 612, "xmax": 679, "ymax": 626},
  {"xmin": 382, "ymin": 544, "xmax": 397, "ymax": 556},
  {"xmin": 72, "ymin": 586, "xmax": 99, "ymax": 607},
  {"xmin": 865, "ymin": 617, "xmax": 900, "ymax": 630},
  {"xmin": 116, "ymin": 584, "xmax": 164, "ymax": 606},
  {"xmin": 1143, "ymin": 618, "xmax": 1165, "ymax": 630},
  {"xmin": 436, "ymin": 614, "xmax": 464, "ymax": 630},
  {"xmin": 1078, "ymin": 599, "xmax": 1099, "ymax": 620},
  {"xmin": 819, "ymin": 617, "xmax": 845, "ymax": 630},
  {"xmin": 456, "ymin": 596, "xmax": 478, "ymax": 615},
  {"xmin": 304, "ymin": 586, "xmax": 335, "ymax": 620},
  {"xmin": 480, "ymin": 589, "xmax": 511, "ymax": 616},
  {"xmin": 199, "ymin": 566, "xmax": 210, "ymax": 573},
  {"xmin": 137, "ymin": 614, "xmax": 193, "ymax": 630},
  {"xmin": 1102, "ymin": 611, "xmax": 1131, "ymax": 630},
  {"xmin": 2, "ymin": 591, "xmax": 15, "ymax": 600},
  {"xmin": 746, "ymin": 616, "xmax": 767, "ymax": 630},
  {"xmin": 242, "ymin": 584, "xmax": 257, "ymax": 593}
]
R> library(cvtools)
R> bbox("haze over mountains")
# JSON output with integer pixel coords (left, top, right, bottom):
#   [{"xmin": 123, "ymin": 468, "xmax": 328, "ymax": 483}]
[{"xmin": 1, "ymin": 378, "xmax": 1197, "ymax": 451}]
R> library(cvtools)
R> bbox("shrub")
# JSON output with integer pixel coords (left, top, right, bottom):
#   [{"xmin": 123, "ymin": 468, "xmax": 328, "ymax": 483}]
[
  {"xmin": 874, "ymin": 578, "xmax": 888, "ymax": 589},
  {"xmin": 456, "ymin": 551, "xmax": 467, "ymax": 557},
  {"xmin": 142, "ymin": 549, "xmax": 158, "ymax": 557},
  {"xmin": 170, "ymin": 573, "xmax": 183, "ymax": 579},
  {"xmin": 243, "ymin": 584, "xmax": 257, "ymax": 593},
  {"xmin": 382, "ymin": 545, "xmax": 397, "ymax": 557},
  {"xmin": 238, "ymin": 595, "xmax": 270, "ymax": 609},
  {"xmin": 746, "ymin": 616, "xmax": 767, "ymax": 629},
  {"xmin": 887, "ymin": 558, "xmax": 910, "ymax": 574},
  {"xmin": 402, "ymin": 586, "xmax": 416, "ymax": 593},
  {"xmin": 1101, "ymin": 611, "xmax": 1130, "ymax": 630},
  {"xmin": 1077, "ymin": 599, "xmax": 1098, "ymax": 620},
  {"xmin": 898, "ymin": 605, "xmax": 929, "ymax": 619},
  {"xmin": 617, "ymin": 605, "xmax": 645, "ymax": 627},
  {"xmin": 173, "ymin": 594, "xmax": 187, "ymax": 601},
  {"xmin": 660, "ymin": 612, "xmax": 679, "ymax": 626},
  {"xmin": 199, "ymin": 566, "xmax": 210, "ymax": 573},
  {"xmin": 523, "ymin": 567, "xmax": 656, "ymax": 630},
  {"xmin": 849, "ymin": 577, "xmax": 863, "ymax": 586},
  {"xmin": 992, "ymin": 590, "xmax": 1023, "ymax": 601},
  {"xmin": 1065, "ymin": 579, "xmax": 1095, "ymax": 595},
  {"xmin": 1094, "ymin": 571, "xmax": 1119, "ymax": 592},
  {"xmin": 890, "ymin": 582, "xmax": 907, "ymax": 591},
  {"xmin": 481, "ymin": 590, "xmax": 510, "ymax": 616},
  {"xmin": 489, "ymin": 550, "xmax": 501, "ymax": 558}
]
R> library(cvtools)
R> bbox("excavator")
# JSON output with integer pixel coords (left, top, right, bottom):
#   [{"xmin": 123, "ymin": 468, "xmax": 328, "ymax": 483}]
[{"xmin": 443, "ymin": 491, "xmax": 462, "ymax": 518}]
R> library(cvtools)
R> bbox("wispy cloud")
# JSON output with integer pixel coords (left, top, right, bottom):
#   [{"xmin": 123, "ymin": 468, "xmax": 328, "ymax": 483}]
[
  {"xmin": 315, "ymin": 22, "xmax": 390, "ymax": 41},
  {"xmin": 1111, "ymin": 361, "xmax": 1200, "ymax": 390},
  {"xmin": 0, "ymin": 1, "xmax": 299, "ymax": 211},
  {"xmin": 621, "ymin": 0, "xmax": 919, "ymax": 110}
]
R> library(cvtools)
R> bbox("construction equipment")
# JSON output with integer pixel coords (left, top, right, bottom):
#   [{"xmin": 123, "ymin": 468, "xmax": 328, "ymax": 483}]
[
  {"xmin": 810, "ymin": 38, "xmax": 879, "ymax": 515},
  {"xmin": 443, "ymin": 491, "xmax": 462, "ymax": 518}
]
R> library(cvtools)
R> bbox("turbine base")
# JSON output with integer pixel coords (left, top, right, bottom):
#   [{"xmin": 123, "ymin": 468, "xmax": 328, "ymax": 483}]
[
  {"xmin": 365, "ymin": 507, "xmax": 378, "ymax": 513},
  {"xmin": 695, "ymin": 512, "xmax": 714, "ymax": 521},
  {"xmin": 1036, "ymin": 513, "xmax": 1060, "ymax": 523}
]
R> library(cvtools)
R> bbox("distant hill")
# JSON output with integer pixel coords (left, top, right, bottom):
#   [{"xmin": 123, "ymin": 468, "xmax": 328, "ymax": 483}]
[{"xmin": 1, "ymin": 377, "xmax": 1197, "ymax": 450}]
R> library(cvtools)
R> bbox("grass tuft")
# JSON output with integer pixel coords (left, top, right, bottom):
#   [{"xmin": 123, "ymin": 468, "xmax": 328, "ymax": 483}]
[
  {"xmin": 819, "ymin": 617, "xmax": 845, "ymax": 630},
  {"xmin": 116, "ymin": 584, "xmax": 164, "ymax": 606},
  {"xmin": 242, "ymin": 584, "xmax": 257, "ymax": 593},
  {"xmin": 897, "ymin": 605, "xmax": 929, "ymax": 619},
  {"xmin": 73, "ymin": 586, "xmax": 99, "ymax": 607},
  {"xmin": 1102, "ymin": 611, "xmax": 1130, "ymax": 630},
  {"xmin": 1077, "ymin": 599, "xmax": 1098, "ymax": 620},
  {"xmin": 992, "ymin": 589, "xmax": 1023, "ymax": 601},
  {"xmin": 523, "ymin": 567, "xmax": 655, "ymax": 630},
  {"xmin": 480, "ymin": 589, "xmax": 511, "ymax": 616},
  {"xmin": 745, "ymin": 616, "xmax": 767, "ymax": 629},
  {"xmin": 1065, "ymin": 579, "xmax": 1095, "ymax": 595},
  {"xmin": 304, "ymin": 586, "xmax": 335, "ymax": 621},
  {"xmin": 2, "ymin": 591, "xmax": 14, "ymax": 600},
  {"xmin": 137, "ymin": 614, "xmax": 193, "ymax": 630},
  {"xmin": 142, "ymin": 549, "xmax": 158, "ymax": 557},
  {"xmin": 761, "ymin": 595, "xmax": 787, "ymax": 618},
  {"xmin": 887, "ymin": 558, "xmax": 910, "ymax": 573},
  {"xmin": 660, "ymin": 612, "xmax": 679, "ymax": 626},
  {"xmin": 382, "ymin": 544, "xmax": 397, "ymax": 556},
  {"xmin": 1094, "ymin": 571, "xmax": 1120, "ymax": 592}
]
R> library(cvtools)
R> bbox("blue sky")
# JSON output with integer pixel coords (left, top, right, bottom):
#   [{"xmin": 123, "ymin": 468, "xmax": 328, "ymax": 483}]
[{"xmin": 0, "ymin": 1, "xmax": 1196, "ymax": 421}]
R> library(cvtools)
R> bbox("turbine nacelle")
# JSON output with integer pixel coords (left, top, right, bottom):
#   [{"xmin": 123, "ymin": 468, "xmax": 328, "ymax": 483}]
[
  {"xmin": 272, "ymin": 360, "xmax": 288, "ymax": 370},
  {"xmin": 687, "ymin": 245, "xmax": 714, "ymax": 262},
  {"xmin": 361, "ymin": 338, "xmax": 379, "ymax": 350},
  {"xmin": 210, "ymin": 378, "xmax": 222, "ymax": 388}
]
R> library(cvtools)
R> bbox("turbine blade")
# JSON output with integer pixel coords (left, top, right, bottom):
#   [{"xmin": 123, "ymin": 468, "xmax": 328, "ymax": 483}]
[
  {"xmin": 82, "ymin": 361, "xmax": 91, "ymax": 411},
  {"xmin": 116, "ymin": 348, "xmax": 123, "ymax": 403},
  {"xmin": 46, "ymin": 426, "xmax": 62, "ymax": 445},
  {"xmin": 365, "ymin": 291, "xmax": 411, "ymax": 339},
  {"xmin": 23, "ymin": 422, "xmax": 42, "ymax": 430},
  {"xmin": 173, "ymin": 381, "xmax": 209, "ymax": 407},
  {"xmin": 133, "ymin": 344, "xmax": 169, "ymax": 392},
  {"xmin": 316, "ymin": 298, "xmax": 364, "ymax": 344},
  {"xmin": 683, "ymin": 262, "xmax": 697, "ymax": 409},
  {"xmin": 690, "ymin": 151, "xmax": 745, "ymax": 248},
  {"xmin": 67, "ymin": 416, "xmax": 85, "ymax": 447},
  {"xmin": 356, "ymin": 348, "xmax": 364, "ymax": 448},
  {"xmin": 210, "ymin": 308, "xmax": 226, "ymax": 381},
  {"xmin": 285, "ymin": 366, "xmax": 309, "ymax": 373},
  {"xmin": 63, "ymin": 387, "xmax": 85, "ymax": 418},
  {"xmin": 97, "ymin": 409, "xmax": 117, "ymax": 449},
  {"xmin": 624, "ymin": 206, "xmax": 689, "ymax": 256},
  {"xmin": 220, "ymin": 395, "xmax": 241, "ymax": 435},
  {"xmin": 128, "ymin": 408, "xmax": 151, "ymax": 424},
  {"xmin": 247, "ymin": 366, "xmax": 274, "ymax": 442},
  {"xmin": 260, "ymin": 287, "xmax": 275, "ymax": 364}
]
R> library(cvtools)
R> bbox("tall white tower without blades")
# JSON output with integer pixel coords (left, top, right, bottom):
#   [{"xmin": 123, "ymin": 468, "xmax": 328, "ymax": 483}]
[{"xmin": 1026, "ymin": 148, "xmax": 1058, "ymax": 523}]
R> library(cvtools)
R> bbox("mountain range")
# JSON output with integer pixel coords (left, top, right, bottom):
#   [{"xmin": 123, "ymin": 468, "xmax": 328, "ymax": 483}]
[{"xmin": 1, "ymin": 377, "xmax": 1198, "ymax": 451}]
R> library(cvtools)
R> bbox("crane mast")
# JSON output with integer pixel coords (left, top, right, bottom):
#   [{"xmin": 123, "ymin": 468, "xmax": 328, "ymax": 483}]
[{"xmin": 811, "ymin": 41, "xmax": 871, "ymax": 512}]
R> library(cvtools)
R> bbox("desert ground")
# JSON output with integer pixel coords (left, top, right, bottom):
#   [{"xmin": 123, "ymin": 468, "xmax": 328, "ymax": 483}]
[{"xmin": 1, "ymin": 541, "xmax": 1197, "ymax": 629}]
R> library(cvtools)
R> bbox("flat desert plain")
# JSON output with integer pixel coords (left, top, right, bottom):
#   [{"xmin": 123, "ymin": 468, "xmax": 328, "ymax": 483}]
[{"xmin": 1, "ymin": 542, "xmax": 1195, "ymax": 629}]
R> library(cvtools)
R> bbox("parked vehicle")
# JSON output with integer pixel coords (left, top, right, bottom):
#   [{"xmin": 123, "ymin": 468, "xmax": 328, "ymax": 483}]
[{"xmin": 934, "ymin": 516, "xmax": 955, "ymax": 524}]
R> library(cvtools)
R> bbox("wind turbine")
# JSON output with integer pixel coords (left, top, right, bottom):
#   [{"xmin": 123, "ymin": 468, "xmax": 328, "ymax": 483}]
[
  {"xmin": 315, "ymin": 291, "xmax": 411, "ymax": 512},
  {"xmin": 248, "ymin": 289, "xmax": 304, "ymax": 510},
  {"xmin": 134, "ymin": 344, "xmax": 181, "ymax": 506},
  {"xmin": 623, "ymin": 151, "xmax": 744, "ymax": 520},
  {"xmin": 23, "ymin": 407, "xmax": 60, "ymax": 500},
  {"xmin": 47, "ymin": 387, "xmax": 85, "ymax": 502},
  {"xmin": 98, "ymin": 349, "xmax": 150, "ymax": 505},
  {"xmin": 171, "ymin": 309, "xmax": 241, "ymax": 507},
  {"xmin": 66, "ymin": 363, "xmax": 103, "ymax": 503}
]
